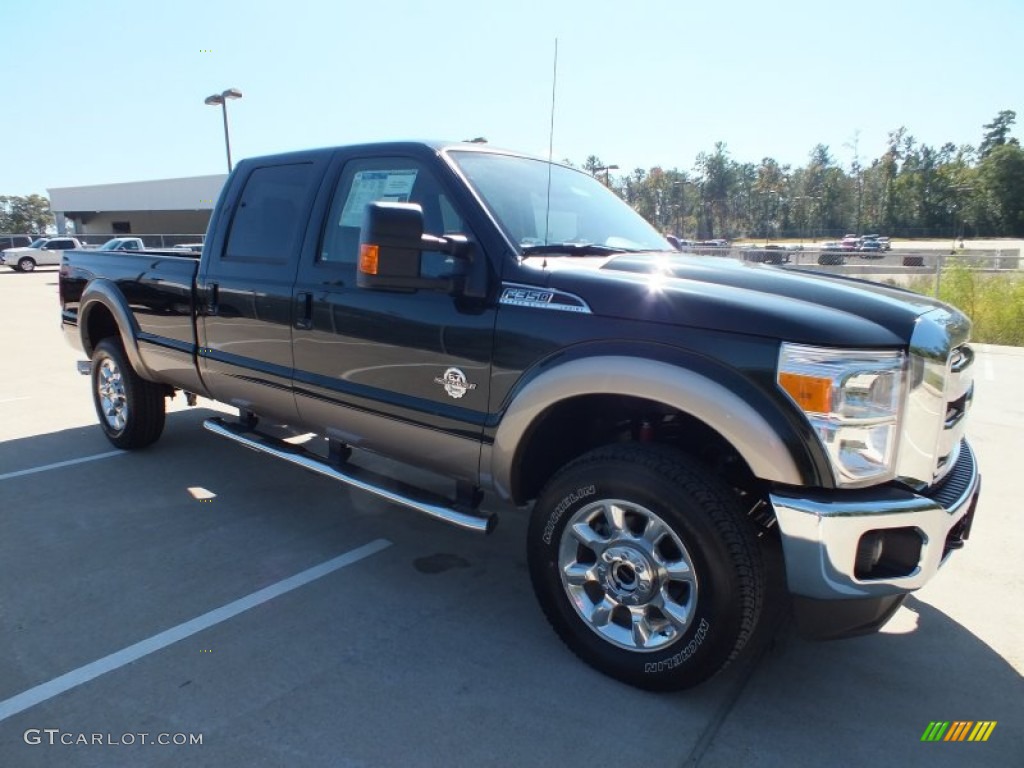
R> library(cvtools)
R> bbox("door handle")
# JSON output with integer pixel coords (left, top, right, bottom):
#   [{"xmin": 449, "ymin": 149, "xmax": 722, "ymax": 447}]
[
  {"xmin": 207, "ymin": 283, "xmax": 219, "ymax": 316},
  {"xmin": 295, "ymin": 292, "xmax": 313, "ymax": 330}
]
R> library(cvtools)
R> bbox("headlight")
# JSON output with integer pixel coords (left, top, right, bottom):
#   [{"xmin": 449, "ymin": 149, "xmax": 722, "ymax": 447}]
[{"xmin": 777, "ymin": 343, "xmax": 905, "ymax": 487}]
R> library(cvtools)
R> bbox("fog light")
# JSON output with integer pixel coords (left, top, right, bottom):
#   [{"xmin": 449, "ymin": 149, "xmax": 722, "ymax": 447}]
[
  {"xmin": 855, "ymin": 533, "xmax": 884, "ymax": 575},
  {"xmin": 854, "ymin": 528, "xmax": 923, "ymax": 579}
]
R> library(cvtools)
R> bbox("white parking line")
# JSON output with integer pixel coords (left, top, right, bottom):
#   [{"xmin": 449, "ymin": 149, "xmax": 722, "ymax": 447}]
[
  {"xmin": 0, "ymin": 538, "xmax": 392, "ymax": 722},
  {"xmin": 0, "ymin": 451, "xmax": 124, "ymax": 482}
]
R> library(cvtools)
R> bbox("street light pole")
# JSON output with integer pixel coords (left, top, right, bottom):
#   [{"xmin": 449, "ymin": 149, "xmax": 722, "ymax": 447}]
[
  {"xmin": 204, "ymin": 88, "xmax": 243, "ymax": 172},
  {"xmin": 594, "ymin": 164, "xmax": 619, "ymax": 187},
  {"xmin": 764, "ymin": 189, "xmax": 778, "ymax": 245}
]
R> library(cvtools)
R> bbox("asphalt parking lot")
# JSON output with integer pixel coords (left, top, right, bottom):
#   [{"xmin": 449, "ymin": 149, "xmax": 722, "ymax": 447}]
[{"xmin": 1, "ymin": 266, "xmax": 1021, "ymax": 767}]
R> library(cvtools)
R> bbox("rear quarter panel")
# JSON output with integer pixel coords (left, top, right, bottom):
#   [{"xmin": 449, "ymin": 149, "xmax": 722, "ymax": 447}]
[{"xmin": 62, "ymin": 250, "xmax": 203, "ymax": 393}]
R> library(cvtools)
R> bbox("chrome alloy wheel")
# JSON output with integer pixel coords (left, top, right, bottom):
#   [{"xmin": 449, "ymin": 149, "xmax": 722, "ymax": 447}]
[
  {"xmin": 558, "ymin": 499, "xmax": 699, "ymax": 652},
  {"xmin": 97, "ymin": 358, "xmax": 129, "ymax": 431}
]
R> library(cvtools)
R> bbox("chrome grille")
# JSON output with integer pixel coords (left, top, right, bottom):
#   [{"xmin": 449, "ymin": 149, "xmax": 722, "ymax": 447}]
[{"xmin": 896, "ymin": 307, "xmax": 974, "ymax": 490}]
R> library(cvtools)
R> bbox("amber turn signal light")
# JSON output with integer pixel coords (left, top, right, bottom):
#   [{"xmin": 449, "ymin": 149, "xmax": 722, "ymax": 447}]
[
  {"xmin": 778, "ymin": 372, "xmax": 832, "ymax": 413},
  {"xmin": 359, "ymin": 244, "xmax": 379, "ymax": 275}
]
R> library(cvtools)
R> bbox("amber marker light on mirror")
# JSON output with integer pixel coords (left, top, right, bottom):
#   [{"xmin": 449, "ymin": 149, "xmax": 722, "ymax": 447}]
[{"xmin": 359, "ymin": 244, "xmax": 379, "ymax": 274}]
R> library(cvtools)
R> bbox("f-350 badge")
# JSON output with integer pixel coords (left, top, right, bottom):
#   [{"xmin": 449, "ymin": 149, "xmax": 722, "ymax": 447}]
[{"xmin": 435, "ymin": 367, "xmax": 477, "ymax": 399}]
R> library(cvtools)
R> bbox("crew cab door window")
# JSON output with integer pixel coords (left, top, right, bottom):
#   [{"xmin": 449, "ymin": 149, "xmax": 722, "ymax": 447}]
[
  {"xmin": 224, "ymin": 164, "xmax": 311, "ymax": 263},
  {"xmin": 318, "ymin": 158, "xmax": 463, "ymax": 277}
]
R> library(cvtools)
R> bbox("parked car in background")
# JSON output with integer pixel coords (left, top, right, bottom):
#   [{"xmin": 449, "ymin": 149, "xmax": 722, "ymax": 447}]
[
  {"xmin": 98, "ymin": 237, "xmax": 146, "ymax": 251},
  {"xmin": 0, "ymin": 236, "xmax": 83, "ymax": 271},
  {"xmin": 171, "ymin": 243, "xmax": 205, "ymax": 253},
  {"xmin": 818, "ymin": 242, "xmax": 846, "ymax": 265},
  {"xmin": 840, "ymin": 237, "xmax": 860, "ymax": 251},
  {"xmin": 0, "ymin": 235, "xmax": 34, "ymax": 251},
  {"xmin": 858, "ymin": 240, "xmax": 884, "ymax": 257},
  {"xmin": 742, "ymin": 244, "xmax": 790, "ymax": 264},
  {"xmin": 877, "ymin": 237, "xmax": 891, "ymax": 251}
]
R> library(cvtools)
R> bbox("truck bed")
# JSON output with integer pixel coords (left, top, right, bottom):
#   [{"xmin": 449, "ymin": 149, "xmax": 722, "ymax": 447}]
[{"xmin": 60, "ymin": 249, "xmax": 202, "ymax": 393}]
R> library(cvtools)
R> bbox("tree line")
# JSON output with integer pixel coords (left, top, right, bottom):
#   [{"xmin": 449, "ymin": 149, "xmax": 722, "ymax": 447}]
[
  {"xmin": 4, "ymin": 111, "xmax": 1022, "ymax": 241},
  {"xmin": 578, "ymin": 110, "xmax": 1024, "ymax": 241},
  {"xmin": 0, "ymin": 194, "xmax": 51, "ymax": 234}
]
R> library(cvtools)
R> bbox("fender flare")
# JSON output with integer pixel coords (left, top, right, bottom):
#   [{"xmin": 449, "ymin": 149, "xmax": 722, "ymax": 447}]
[
  {"xmin": 487, "ymin": 355, "xmax": 805, "ymax": 500},
  {"xmin": 78, "ymin": 279, "xmax": 157, "ymax": 381}
]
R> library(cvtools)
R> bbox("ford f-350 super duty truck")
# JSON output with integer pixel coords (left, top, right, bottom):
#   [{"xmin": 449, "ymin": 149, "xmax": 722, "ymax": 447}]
[{"xmin": 59, "ymin": 141, "xmax": 980, "ymax": 691}]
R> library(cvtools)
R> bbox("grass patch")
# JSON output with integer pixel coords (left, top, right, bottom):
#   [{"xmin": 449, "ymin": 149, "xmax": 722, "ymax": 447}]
[{"xmin": 907, "ymin": 260, "xmax": 1024, "ymax": 346}]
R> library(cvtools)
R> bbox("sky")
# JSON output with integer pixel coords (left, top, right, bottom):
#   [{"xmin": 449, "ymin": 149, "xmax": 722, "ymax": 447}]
[{"xmin": 3, "ymin": 0, "xmax": 1022, "ymax": 196}]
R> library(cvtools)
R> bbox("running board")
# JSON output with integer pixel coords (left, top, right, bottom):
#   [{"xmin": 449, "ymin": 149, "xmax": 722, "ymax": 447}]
[{"xmin": 203, "ymin": 417, "xmax": 497, "ymax": 534}]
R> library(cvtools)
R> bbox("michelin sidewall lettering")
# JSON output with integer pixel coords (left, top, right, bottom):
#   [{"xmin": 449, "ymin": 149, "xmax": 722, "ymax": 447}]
[{"xmin": 542, "ymin": 485, "xmax": 596, "ymax": 544}]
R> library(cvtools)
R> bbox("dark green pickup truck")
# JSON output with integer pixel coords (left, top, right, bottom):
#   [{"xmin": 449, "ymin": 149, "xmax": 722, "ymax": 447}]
[{"xmin": 60, "ymin": 141, "xmax": 980, "ymax": 690}]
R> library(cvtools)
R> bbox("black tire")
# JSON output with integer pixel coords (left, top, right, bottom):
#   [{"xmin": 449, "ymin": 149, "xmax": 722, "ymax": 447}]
[
  {"xmin": 527, "ymin": 444, "xmax": 764, "ymax": 691},
  {"xmin": 91, "ymin": 338, "xmax": 166, "ymax": 449},
  {"xmin": 17, "ymin": 257, "xmax": 36, "ymax": 272}
]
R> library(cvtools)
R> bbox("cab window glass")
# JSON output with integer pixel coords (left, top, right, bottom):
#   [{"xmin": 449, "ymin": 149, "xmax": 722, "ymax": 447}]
[
  {"xmin": 224, "ymin": 163, "xmax": 312, "ymax": 263},
  {"xmin": 320, "ymin": 158, "xmax": 464, "ymax": 273}
]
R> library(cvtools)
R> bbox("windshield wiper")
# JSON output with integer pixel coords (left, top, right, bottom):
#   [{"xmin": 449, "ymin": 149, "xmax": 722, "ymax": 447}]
[{"xmin": 520, "ymin": 242, "xmax": 631, "ymax": 256}]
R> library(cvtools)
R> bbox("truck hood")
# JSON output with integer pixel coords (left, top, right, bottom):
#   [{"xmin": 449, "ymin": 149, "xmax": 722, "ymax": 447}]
[
  {"xmin": 529, "ymin": 252, "xmax": 960, "ymax": 347},
  {"xmin": 1, "ymin": 247, "xmax": 39, "ymax": 255}
]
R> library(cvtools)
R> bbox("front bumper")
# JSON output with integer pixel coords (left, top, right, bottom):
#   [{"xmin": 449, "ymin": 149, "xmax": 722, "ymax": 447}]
[{"xmin": 771, "ymin": 440, "xmax": 980, "ymax": 601}]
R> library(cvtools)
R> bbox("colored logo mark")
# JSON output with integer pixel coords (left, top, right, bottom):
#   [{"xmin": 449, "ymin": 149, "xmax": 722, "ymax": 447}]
[{"xmin": 921, "ymin": 721, "xmax": 997, "ymax": 742}]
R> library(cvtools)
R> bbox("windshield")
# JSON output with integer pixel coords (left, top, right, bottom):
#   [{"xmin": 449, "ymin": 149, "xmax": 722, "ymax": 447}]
[
  {"xmin": 448, "ymin": 151, "xmax": 670, "ymax": 254},
  {"xmin": 99, "ymin": 240, "xmax": 121, "ymax": 250},
  {"xmin": 29, "ymin": 238, "xmax": 46, "ymax": 248}
]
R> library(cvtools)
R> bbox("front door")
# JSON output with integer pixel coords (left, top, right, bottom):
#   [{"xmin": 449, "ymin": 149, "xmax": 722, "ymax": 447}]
[{"xmin": 291, "ymin": 153, "xmax": 496, "ymax": 484}]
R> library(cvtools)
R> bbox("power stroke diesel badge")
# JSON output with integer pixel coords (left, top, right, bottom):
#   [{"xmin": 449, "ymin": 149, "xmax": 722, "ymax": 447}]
[{"xmin": 434, "ymin": 367, "xmax": 477, "ymax": 399}]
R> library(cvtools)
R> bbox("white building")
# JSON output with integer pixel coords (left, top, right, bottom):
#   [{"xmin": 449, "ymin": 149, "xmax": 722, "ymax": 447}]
[{"xmin": 47, "ymin": 174, "xmax": 228, "ymax": 239}]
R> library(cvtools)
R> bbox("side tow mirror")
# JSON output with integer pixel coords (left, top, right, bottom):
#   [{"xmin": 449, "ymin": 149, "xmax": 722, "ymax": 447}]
[{"xmin": 357, "ymin": 202, "xmax": 473, "ymax": 293}]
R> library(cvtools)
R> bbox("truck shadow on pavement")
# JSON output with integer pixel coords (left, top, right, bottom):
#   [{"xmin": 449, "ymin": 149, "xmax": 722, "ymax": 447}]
[{"xmin": 716, "ymin": 596, "xmax": 1023, "ymax": 766}]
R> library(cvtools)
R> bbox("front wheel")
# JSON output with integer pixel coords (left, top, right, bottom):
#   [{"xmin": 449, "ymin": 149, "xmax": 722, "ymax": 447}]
[
  {"xmin": 91, "ymin": 339, "xmax": 166, "ymax": 449},
  {"xmin": 527, "ymin": 444, "xmax": 764, "ymax": 691},
  {"xmin": 17, "ymin": 257, "xmax": 36, "ymax": 272}
]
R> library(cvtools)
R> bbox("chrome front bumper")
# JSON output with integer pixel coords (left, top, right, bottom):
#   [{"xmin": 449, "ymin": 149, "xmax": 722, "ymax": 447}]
[{"xmin": 771, "ymin": 440, "xmax": 980, "ymax": 600}]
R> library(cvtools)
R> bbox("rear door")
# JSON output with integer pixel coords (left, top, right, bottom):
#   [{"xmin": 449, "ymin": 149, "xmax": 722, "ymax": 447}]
[
  {"xmin": 290, "ymin": 150, "xmax": 497, "ymax": 484},
  {"xmin": 198, "ymin": 153, "xmax": 328, "ymax": 425}
]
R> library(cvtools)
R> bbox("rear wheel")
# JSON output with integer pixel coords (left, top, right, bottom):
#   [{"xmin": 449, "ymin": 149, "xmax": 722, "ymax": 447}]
[
  {"xmin": 527, "ymin": 444, "xmax": 764, "ymax": 691},
  {"xmin": 17, "ymin": 257, "xmax": 35, "ymax": 272},
  {"xmin": 91, "ymin": 339, "xmax": 166, "ymax": 449}
]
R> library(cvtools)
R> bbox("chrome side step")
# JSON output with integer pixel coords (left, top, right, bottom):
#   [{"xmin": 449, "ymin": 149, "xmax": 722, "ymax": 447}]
[{"xmin": 203, "ymin": 417, "xmax": 497, "ymax": 534}]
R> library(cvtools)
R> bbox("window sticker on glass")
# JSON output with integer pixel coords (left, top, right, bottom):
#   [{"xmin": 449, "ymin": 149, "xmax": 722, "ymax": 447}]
[{"xmin": 339, "ymin": 169, "xmax": 419, "ymax": 226}]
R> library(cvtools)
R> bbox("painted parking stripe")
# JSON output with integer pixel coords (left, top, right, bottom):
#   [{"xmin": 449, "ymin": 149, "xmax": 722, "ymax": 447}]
[
  {"xmin": 0, "ymin": 451, "xmax": 124, "ymax": 482},
  {"xmin": 0, "ymin": 538, "xmax": 392, "ymax": 722}
]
